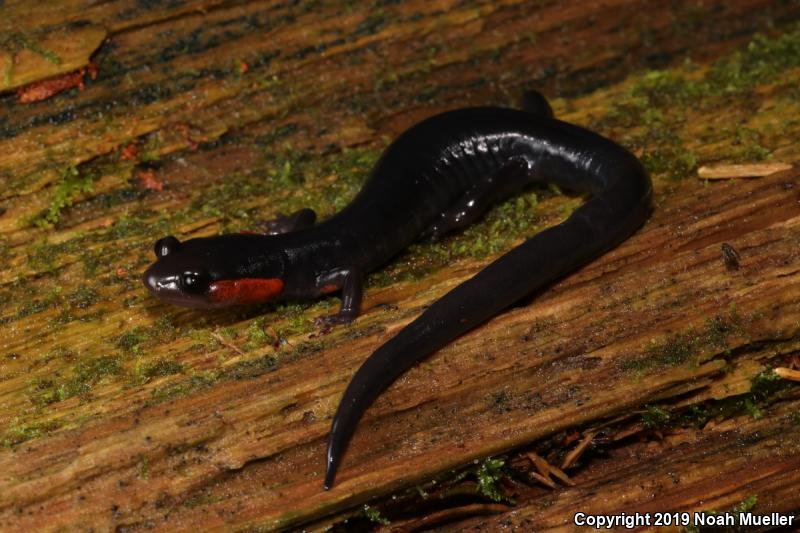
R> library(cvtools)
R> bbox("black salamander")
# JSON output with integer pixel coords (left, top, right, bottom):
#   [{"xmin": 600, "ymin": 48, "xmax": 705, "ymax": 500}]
[{"xmin": 142, "ymin": 91, "xmax": 652, "ymax": 489}]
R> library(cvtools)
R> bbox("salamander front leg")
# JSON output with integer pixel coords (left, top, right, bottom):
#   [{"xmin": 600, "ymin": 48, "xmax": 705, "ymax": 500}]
[
  {"xmin": 316, "ymin": 269, "xmax": 364, "ymax": 328},
  {"xmin": 259, "ymin": 208, "xmax": 317, "ymax": 235}
]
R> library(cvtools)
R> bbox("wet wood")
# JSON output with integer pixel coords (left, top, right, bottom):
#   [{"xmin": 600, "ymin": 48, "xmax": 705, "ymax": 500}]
[{"xmin": 1, "ymin": 1, "xmax": 799, "ymax": 531}]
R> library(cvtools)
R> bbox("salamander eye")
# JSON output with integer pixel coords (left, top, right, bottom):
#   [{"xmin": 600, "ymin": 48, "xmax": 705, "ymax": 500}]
[
  {"xmin": 154, "ymin": 236, "xmax": 181, "ymax": 258},
  {"xmin": 180, "ymin": 270, "xmax": 209, "ymax": 294}
]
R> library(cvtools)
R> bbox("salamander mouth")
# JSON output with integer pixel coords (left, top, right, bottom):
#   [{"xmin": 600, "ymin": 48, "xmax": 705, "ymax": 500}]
[{"xmin": 142, "ymin": 268, "xmax": 222, "ymax": 309}]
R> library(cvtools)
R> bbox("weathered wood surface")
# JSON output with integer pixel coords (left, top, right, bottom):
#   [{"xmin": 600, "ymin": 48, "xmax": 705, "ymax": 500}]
[
  {"xmin": 432, "ymin": 397, "xmax": 800, "ymax": 532},
  {"xmin": 1, "ymin": 1, "xmax": 800, "ymax": 531}
]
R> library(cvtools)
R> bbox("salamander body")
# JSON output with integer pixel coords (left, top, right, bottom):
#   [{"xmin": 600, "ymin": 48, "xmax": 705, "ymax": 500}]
[{"xmin": 142, "ymin": 91, "xmax": 652, "ymax": 489}]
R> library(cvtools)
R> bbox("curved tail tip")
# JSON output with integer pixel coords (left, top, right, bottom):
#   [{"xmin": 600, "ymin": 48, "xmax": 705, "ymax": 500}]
[
  {"xmin": 323, "ymin": 463, "xmax": 336, "ymax": 490},
  {"xmin": 324, "ymin": 443, "xmax": 339, "ymax": 490}
]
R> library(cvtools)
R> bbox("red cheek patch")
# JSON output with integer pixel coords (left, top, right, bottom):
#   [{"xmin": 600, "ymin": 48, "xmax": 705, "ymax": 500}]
[{"xmin": 208, "ymin": 278, "xmax": 284, "ymax": 305}]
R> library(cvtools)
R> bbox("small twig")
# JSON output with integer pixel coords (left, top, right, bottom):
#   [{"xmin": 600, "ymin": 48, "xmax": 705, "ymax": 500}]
[
  {"xmin": 211, "ymin": 331, "xmax": 246, "ymax": 356},
  {"xmin": 529, "ymin": 471, "xmax": 557, "ymax": 488},
  {"xmin": 527, "ymin": 451, "xmax": 552, "ymax": 478},
  {"xmin": 561, "ymin": 431, "xmax": 595, "ymax": 470},
  {"xmin": 697, "ymin": 163, "xmax": 792, "ymax": 180},
  {"xmin": 378, "ymin": 503, "xmax": 508, "ymax": 532},
  {"xmin": 527, "ymin": 452, "xmax": 574, "ymax": 487},
  {"xmin": 546, "ymin": 462, "xmax": 575, "ymax": 487},
  {"xmin": 774, "ymin": 367, "xmax": 800, "ymax": 382}
]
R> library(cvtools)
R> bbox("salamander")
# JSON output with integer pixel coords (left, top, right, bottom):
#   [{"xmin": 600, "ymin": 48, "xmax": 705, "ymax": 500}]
[{"xmin": 142, "ymin": 91, "xmax": 652, "ymax": 490}]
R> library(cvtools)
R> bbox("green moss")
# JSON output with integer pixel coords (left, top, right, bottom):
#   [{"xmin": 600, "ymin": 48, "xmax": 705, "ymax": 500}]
[
  {"xmin": 655, "ymin": 368, "xmax": 796, "ymax": 433},
  {"xmin": 703, "ymin": 311, "xmax": 743, "ymax": 348},
  {"xmin": 627, "ymin": 333, "xmax": 696, "ymax": 372},
  {"xmin": 141, "ymin": 359, "xmax": 185, "ymax": 379},
  {"xmin": 32, "ymin": 165, "xmax": 99, "ymax": 227},
  {"xmin": 115, "ymin": 327, "xmax": 149, "ymax": 354},
  {"xmin": 630, "ymin": 69, "xmax": 702, "ymax": 106},
  {"xmin": 16, "ymin": 292, "xmax": 61, "ymax": 318},
  {"xmin": 39, "ymin": 345, "xmax": 77, "ymax": 365},
  {"xmin": 26, "ymin": 241, "xmax": 60, "ymax": 273},
  {"xmin": 707, "ymin": 30, "xmax": 800, "ymax": 93},
  {"xmin": 594, "ymin": 25, "xmax": 800, "ymax": 180},
  {"xmin": 683, "ymin": 404, "xmax": 713, "ymax": 427},
  {"xmin": 623, "ymin": 310, "xmax": 743, "ymax": 374},
  {"xmin": 67, "ymin": 285, "xmax": 100, "ymax": 309},
  {"xmin": 476, "ymin": 457, "xmax": 510, "ymax": 503},
  {"xmin": 72, "ymin": 355, "xmax": 123, "ymax": 386},
  {"xmin": 220, "ymin": 355, "xmax": 278, "ymax": 380},
  {"xmin": 151, "ymin": 315, "xmax": 178, "ymax": 340},
  {"xmin": 749, "ymin": 370, "xmax": 783, "ymax": 403},
  {"xmin": 640, "ymin": 147, "xmax": 698, "ymax": 180},
  {"xmin": 245, "ymin": 317, "xmax": 274, "ymax": 348},
  {"xmin": 80, "ymin": 251, "xmax": 100, "ymax": 277},
  {"xmin": 103, "ymin": 215, "xmax": 151, "ymax": 241},
  {"xmin": 148, "ymin": 372, "xmax": 217, "ymax": 405},
  {"xmin": 743, "ymin": 398, "xmax": 762, "ymax": 420},
  {"xmin": 642, "ymin": 405, "xmax": 671, "ymax": 429},
  {"xmin": 24, "ymin": 235, "xmax": 95, "ymax": 277},
  {"xmin": 629, "ymin": 26, "xmax": 800, "ymax": 106},
  {"xmin": 362, "ymin": 504, "xmax": 390, "ymax": 526},
  {"xmin": 2, "ymin": 418, "xmax": 62, "ymax": 448},
  {"xmin": 741, "ymin": 133, "xmax": 770, "ymax": 162},
  {"xmin": 115, "ymin": 318, "xmax": 178, "ymax": 356},
  {"xmin": 32, "ymin": 355, "xmax": 124, "ymax": 407},
  {"xmin": 732, "ymin": 495, "xmax": 758, "ymax": 513}
]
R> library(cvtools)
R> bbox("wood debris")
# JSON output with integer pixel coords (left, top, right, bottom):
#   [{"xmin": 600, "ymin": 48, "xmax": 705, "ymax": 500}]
[{"xmin": 697, "ymin": 163, "xmax": 793, "ymax": 179}]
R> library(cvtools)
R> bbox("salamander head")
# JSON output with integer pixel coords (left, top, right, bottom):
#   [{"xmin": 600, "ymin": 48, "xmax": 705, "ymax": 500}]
[{"xmin": 142, "ymin": 235, "xmax": 285, "ymax": 308}]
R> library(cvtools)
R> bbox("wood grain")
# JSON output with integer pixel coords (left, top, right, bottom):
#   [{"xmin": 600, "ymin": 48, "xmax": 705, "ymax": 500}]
[{"xmin": 0, "ymin": 1, "xmax": 799, "ymax": 531}]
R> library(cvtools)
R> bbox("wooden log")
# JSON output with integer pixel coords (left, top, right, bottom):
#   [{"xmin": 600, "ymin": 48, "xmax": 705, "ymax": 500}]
[
  {"xmin": 1, "ymin": 1, "xmax": 800, "ymax": 531},
  {"xmin": 1, "ymin": 166, "xmax": 798, "ymax": 531}
]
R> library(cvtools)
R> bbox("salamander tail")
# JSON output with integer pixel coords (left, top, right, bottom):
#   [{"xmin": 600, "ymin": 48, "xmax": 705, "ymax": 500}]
[{"xmin": 322, "ymin": 100, "xmax": 651, "ymax": 489}]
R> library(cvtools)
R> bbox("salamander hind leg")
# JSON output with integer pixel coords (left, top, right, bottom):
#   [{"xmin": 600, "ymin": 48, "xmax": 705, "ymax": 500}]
[
  {"xmin": 521, "ymin": 90, "xmax": 554, "ymax": 118},
  {"xmin": 258, "ymin": 208, "xmax": 317, "ymax": 235},
  {"xmin": 424, "ymin": 158, "xmax": 534, "ymax": 240}
]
